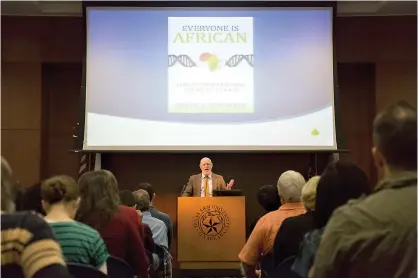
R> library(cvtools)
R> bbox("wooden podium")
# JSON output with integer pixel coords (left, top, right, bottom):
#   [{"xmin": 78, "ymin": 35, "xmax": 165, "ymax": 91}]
[{"xmin": 177, "ymin": 196, "xmax": 246, "ymax": 270}]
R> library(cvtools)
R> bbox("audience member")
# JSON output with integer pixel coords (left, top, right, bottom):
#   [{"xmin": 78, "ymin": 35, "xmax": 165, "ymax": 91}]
[
  {"xmin": 310, "ymin": 101, "xmax": 417, "ymax": 278},
  {"xmin": 292, "ymin": 161, "xmax": 371, "ymax": 278},
  {"xmin": 77, "ymin": 170, "xmax": 150, "ymax": 278},
  {"xmin": 239, "ymin": 170, "xmax": 306, "ymax": 278},
  {"xmin": 119, "ymin": 189, "xmax": 156, "ymax": 254},
  {"xmin": 273, "ymin": 176, "xmax": 319, "ymax": 267},
  {"xmin": 1, "ymin": 157, "xmax": 72, "ymax": 278},
  {"xmin": 41, "ymin": 175, "xmax": 109, "ymax": 274},
  {"xmin": 18, "ymin": 182, "xmax": 46, "ymax": 215},
  {"xmin": 134, "ymin": 189, "xmax": 171, "ymax": 277},
  {"xmin": 119, "ymin": 190, "xmax": 137, "ymax": 207},
  {"xmin": 249, "ymin": 184, "xmax": 281, "ymax": 236},
  {"xmin": 134, "ymin": 189, "xmax": 169, "ymax": 249},
  {"xmin": 137, "ymin": 182, "xmax": 173, "ymax": 249}
]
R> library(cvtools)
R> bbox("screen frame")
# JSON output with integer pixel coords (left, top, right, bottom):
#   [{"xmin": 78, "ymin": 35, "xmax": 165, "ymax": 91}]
[{"xmin": 76, "ymin": 1, "xmax": 344, "ymax": 153}]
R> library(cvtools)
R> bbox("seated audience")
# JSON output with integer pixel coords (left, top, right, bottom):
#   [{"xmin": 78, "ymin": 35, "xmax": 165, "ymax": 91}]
[
  {"xmin": 136, "ymin": 182, "xmax": 173, "ymax": 249},
  {"xmin": 239, "ymin": 170, "xmax": 306, "ymax": 278},
  {"xmin": 119, "ymin": 189, "xmax": 137, "ymax": 207},
  {"xmin": 134, "ymin": 189, "xmax": 171, "ymax": 278},
  {"xmin": 1, "ymin": 157, "xmax": 72, "ymax": 278},
  {"xmin": 18, "ymin": 182, "xmax": 46, "ymax": 215},
  {"xmin": 273, "ymin": 176, "xmax": 319, "ymax": 267},
  {"xmin": 41, "ymin": 175, "xmax": 109, "ymax": 274},
  {"xmin": 76, "ymin": 170, "xmax": 150, "ymax": 278},
  {"xmin": 310, "ymin": 101, "xmax": 417, "ymax": 278},
  {"xmin": 292, "ymin": 161, "xmax": 371, "ymax": 278},
  {"xmin": 119, "ymin": 190, "xmax": 157, "ymax": 254},
  {"xmin": 249, "ymin": 184, "xmax": 281, "ymax": 236},
  {"xmin": 133, "ymin": 189, "xmax": 169, "ymax": 250}
]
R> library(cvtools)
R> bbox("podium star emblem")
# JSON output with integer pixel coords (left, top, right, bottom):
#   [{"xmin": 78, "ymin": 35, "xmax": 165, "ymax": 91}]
[
  {"xmin": 203, "ymin": 217, "xmax": 220, "ymax": 234},
  {"xmin": 194, "ymin": 206, "xmax": 230, "ymax": 240}
]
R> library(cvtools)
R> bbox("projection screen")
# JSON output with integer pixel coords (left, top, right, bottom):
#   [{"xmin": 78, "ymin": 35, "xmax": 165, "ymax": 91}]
[{"xmin": 84, "ymin": 6, "xmax": 336, "ymax": 151}]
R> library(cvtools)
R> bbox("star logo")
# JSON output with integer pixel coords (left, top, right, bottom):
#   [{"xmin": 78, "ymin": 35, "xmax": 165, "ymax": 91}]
[
  {"xmin": 193, "ymin": 205, "xmax": 230, "ymax": 240},
  {"xmin": 202, "ymin": 215, "xmax": 221, "ymax": 234}
]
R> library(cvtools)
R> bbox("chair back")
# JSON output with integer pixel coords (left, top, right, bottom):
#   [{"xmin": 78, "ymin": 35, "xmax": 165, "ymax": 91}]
[
  {"xmin": 67, "ymin": 262, "xmax": 107, "ymax": 278},
  {"xmin": 107, "ymin": 256, "xmax": 134, "ymax": 278},
  {"xmin": 1, "ymin": 265, "xmax": 25, "ymax": 278},
  {"xmin": 146, "ymin": 249, "xmax": 154, "ymax": 268},
  {"xmin": 272, "ymin": 256, "xmax": 299, "ymax": 278},
  {"xmin": 260, "ymin": 252, "xmax": 275, "ymax": 278},
  {"xmin": 154, "ymin": 245, "xmax": 169, "ymax": 278}
]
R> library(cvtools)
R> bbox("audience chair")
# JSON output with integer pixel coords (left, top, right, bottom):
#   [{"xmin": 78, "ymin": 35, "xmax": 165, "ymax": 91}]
[
  {"xmin": 107, "ymin": 256, "xmax": 135, "ymax": 278},
  {"xmin": 271, "ymin": 256, "xmax": 299, "ymax": 278},
  {"xmin": 67, "ymin": 262, "xmax": 108, "ymax": 278},
  {"xmin": 1, "ymin": 266, "xmax": 24, "ymax": 278},
  {"xmin": 155, "ymin": 244, "xmax": 169, "ymax": 278}
]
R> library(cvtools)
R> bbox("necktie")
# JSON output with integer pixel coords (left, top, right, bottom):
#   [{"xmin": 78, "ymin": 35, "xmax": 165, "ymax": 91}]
[{"xmin": 204, "ymin": 175, "xmax": 210, "ymax": 197}]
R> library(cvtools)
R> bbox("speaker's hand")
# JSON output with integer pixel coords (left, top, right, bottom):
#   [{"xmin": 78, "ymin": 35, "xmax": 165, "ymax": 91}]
[{"xmin": 226, "ymin": 179, "xmax": 235, "ymax": 190}]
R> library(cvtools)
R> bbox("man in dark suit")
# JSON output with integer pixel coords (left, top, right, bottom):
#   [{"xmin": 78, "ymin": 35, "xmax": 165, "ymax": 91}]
[{"xmin": 182, "ymin": 157, "xmax": 233, "ymax": 197}]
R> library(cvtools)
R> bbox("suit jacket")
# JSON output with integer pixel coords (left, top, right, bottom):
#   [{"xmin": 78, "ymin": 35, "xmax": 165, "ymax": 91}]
[{"xmin": 182, "ymin": 173, "xmax": 227, "ymax": 197}]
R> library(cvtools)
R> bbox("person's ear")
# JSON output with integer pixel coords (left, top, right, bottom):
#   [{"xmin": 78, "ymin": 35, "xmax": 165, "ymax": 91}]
[
  {"xmin": 74, "ymin": 197, "xmax": 81, "ymax": 210},
  {"xmin": 372, "ymin": 146, "xmax": 385, "ymax": 169},
  {"xmin": 279, "ymin": 195, "xmax": 285, "ymax": 205},
  {"xmin": 41, "ymin": 200, "xmax": 47, "ymax": 211}
]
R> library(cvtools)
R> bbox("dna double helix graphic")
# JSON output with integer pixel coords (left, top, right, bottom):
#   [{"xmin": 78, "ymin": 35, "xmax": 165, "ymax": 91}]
[
  {"xmin": 168, "ymin": 55, "xmax": 196, "ymax": 67},
  {"xmin": 225, "ymin": 54, "xmax": 254, "ymax": 67}
]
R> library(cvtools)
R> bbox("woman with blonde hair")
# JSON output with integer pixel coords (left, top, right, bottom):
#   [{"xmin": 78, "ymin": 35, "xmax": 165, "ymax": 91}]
[{"xmin": 272, "ymin": 176, "xmax": 320, "ymax": 267}]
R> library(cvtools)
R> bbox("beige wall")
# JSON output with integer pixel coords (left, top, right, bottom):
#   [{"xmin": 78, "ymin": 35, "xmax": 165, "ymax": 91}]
[
  {"xmin": 376, "ymin": 62, "xmax": 417, "ymax": 110},
  {"xmin": 1, "ymin": 15, "xmax": 416, "ymax": 186},
  {"xmin": 1, "ymin": 16, "xmax": 82, "ymax": 186},
  {"xmin": 335, "ymin": 16, "xmax": 417, "ymax": 111}
]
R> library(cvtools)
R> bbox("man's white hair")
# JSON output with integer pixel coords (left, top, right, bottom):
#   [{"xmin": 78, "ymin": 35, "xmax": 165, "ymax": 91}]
[
  {"xmin": 200, "ymin": 157, "xmax": 212, "ymax": 165},
  {"xmin": 277, "ymin": 170, "xmax": 306, "ymax": 203}
]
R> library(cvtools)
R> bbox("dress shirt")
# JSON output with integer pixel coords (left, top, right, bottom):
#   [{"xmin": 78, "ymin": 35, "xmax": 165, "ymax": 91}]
[
  {"xmin": 141, "ymin": 211, "xmax": 168, "ymax": 250},
  {"xmin": 200, "ymin": 173, "xmax": 213, "ymax": 197}
]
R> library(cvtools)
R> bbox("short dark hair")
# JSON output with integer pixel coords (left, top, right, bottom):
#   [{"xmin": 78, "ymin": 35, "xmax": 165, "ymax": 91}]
[
  {"xmin": 119, "ymin": 190, "xmax": 136, "ymax": 207},
  {"xmin": 19, "ymin": 183, "xmax": 45, "ymax": 215},
  {"xmin": 314, "ymin": 160, "xmax": 371, "ymax": 229},
  {"xmin": 373, "ymin": 101, "xmax": 417, "ymax": 170},
  {"xmin": 136, "ymin": 182, "xmax": 154, "ymax": 202},
  {"xmin": 257, "ymin": 184, "xmax": 281, "ymax": 212}
]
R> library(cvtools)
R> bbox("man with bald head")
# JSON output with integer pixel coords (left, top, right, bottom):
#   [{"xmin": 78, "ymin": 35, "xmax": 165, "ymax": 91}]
[{"xmin": 182, "ymin": 157, "xmax": 232, "ymax": 197}]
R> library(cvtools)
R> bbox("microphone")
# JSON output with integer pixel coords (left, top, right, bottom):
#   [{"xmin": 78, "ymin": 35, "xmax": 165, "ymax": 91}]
[{"xmin": 180, "ymin": 184, "xmax": 187, "ymax": 195}]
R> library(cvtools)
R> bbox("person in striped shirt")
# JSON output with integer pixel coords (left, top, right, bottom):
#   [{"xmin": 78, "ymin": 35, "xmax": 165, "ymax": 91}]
[
  {"xmin": 1, "ymin": 157, "xmax": 72, "ymax": 278},
  {"xmin": 41, "ymin": 175, "xmax": 109, "ymax": 274}
]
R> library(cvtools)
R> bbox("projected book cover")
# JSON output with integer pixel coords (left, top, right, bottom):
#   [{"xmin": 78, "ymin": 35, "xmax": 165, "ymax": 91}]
[{"xmin": 168, "ymin": 17, "xmax": 254, "ymax": 114}]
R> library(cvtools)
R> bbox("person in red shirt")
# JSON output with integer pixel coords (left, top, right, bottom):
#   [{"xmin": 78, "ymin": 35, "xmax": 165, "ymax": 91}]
[{"xmin": 77, "ymin": 170, "xmax": 150, "ymax": 278}]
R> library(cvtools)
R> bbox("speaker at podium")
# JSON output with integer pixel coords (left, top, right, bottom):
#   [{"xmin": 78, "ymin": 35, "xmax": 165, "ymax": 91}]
[{"xmin": 177, "ymin": 196, "xmax": 246, "ymax": 270}]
